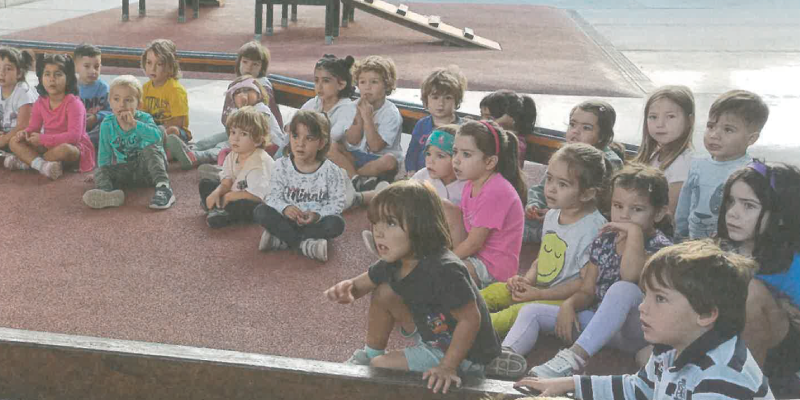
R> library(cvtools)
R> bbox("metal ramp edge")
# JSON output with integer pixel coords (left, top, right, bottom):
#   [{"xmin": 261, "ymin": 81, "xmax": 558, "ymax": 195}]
[{"xmin": 342, "ymin": 0, "xmax": 501, "ymax": 50}]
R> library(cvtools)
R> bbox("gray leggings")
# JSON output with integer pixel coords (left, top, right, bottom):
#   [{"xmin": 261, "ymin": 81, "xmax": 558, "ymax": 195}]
[{"xmin": 503, "ymin": 281, "xmax": 647, "ymax": 357}]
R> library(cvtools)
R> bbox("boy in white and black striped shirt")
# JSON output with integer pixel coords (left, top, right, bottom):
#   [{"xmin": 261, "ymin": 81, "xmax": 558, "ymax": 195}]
[{"xmin": 515, "ymin": 240, "xmax": 773, "ymax": 400}]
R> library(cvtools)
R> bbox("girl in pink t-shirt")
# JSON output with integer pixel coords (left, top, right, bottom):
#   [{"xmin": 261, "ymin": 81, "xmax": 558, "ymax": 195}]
[
  {"xmin": 452, "ymin": 120, "xmax": 526, "ymax": 288},
  {"xmin": 5, "ymin": 53, "xmax": 94, "ymax": 179}
]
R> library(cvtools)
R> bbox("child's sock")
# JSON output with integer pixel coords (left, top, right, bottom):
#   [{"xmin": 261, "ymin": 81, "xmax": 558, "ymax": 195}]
[
  {"xmin": 30, "ymin": 157, "xmax": 45, "ymax": 171},
  {"xmin": 364, "ymin": 345, "xmax": 385, "ymax": 359}
]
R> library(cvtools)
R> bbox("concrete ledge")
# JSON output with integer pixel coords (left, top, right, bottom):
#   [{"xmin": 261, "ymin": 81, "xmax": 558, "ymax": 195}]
[{"xmin": 0, "ymin": 328, "xmax": 521, "ymax": 400}]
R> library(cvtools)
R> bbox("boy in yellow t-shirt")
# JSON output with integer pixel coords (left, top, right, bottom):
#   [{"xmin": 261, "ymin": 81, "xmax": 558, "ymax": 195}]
[{"xmin": 140, "ymin": 39, "xmax": 191, "ymax": 144}]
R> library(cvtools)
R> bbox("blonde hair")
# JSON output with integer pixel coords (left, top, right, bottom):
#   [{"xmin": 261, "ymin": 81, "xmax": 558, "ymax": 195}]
[
  {"xmin": 632, "ymin": 85, "xmax": 695, "ymax": 171},
  {"xmin": 141, "ymin": 39, "xmax": 181, "ymax": 80},
  {"xmin": 225, "ymin": 106, "xmax": 271, "ymax": 149},
  {"xmin": 109, "ymin": 75, "xmax": 143, "ymax": 104},
  {"xmin": 420, "ymin": 65, "xmax": 467, "ymax": 109},
  {"xmin": 353, "ymin": 55, "xmax": 397, "ymax": 95}
]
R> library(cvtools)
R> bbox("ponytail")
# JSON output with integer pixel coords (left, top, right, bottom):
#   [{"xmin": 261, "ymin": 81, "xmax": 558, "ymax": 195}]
[{"xmin": 457, "ymin": 120, "xmax": 527, "ymax": 204}]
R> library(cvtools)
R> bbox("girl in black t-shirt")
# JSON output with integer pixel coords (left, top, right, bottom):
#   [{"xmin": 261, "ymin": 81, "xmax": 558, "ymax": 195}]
[{"xmin": 324, "ymin": 180, "xmax": 500, "ymax": 394}]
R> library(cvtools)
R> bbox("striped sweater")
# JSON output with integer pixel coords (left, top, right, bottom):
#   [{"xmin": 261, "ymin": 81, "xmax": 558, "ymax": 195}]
[{"xmin": 575, "ymin": 330, "xmax": 773, "ymax": 400}]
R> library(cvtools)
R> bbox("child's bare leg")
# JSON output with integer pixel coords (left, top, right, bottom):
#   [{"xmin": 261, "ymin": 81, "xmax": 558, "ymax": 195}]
[
  {"xmin": 0, "ymin": 132, "xmax": 13, "ymax": 149},
  {"xmin": 442, "ymin": 200, "xmax": 466, "ymax": 247},
  {"xmin": 743, "ymin": 279, "xmax": 790, "ymax": 366},
  {"xmin": 357, "ymin": 154, "xmax": 396, "ymax": 178},
  {"xmin": 368, "ymin": 284, "xmax": 415, "ymax": 371},
  {"xmin": 8, "ymin": 135, "xmax": 41, "ymax": 164},
  {"xmin": 366, "ymin": 283, "xmax": 415, "ymax": 350},
  {"xmin": 328, "ymin": 142, "xmax": 358, "ymax": 178},
  {"xmin": 43, "ymin": 143, "xmax": 80, "ymax": 164}
]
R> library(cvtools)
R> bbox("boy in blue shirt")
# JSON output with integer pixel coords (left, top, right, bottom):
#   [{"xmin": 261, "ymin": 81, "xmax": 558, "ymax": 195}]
[
  {"xmin": 74, "ymin": 43, "xmax": 111, "ymax": 153},
  {"xmin": 82, "ymin": 75, "xmax": 175, "ymax": 210},
  {"xmin": 675, "ymin": 90, "xmax": 769, "ymax": 240},
  {"xmin": 515, "ymin": 240, "xmax": 773, "ymax": 400}
]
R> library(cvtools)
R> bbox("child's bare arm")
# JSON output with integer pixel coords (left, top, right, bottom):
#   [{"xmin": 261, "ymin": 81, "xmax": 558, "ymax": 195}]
[
  {"xmin": 6, "ymin": 103, "xmax": 31, "ymax": 138},
  {"xmin": 345, "ymin": 113, "xmax": 363, "ymax": 145},
  {"xmin": 568, "ymin": 262, "xmax": 599, "ymax": 311},
  {"xmin": 324, "ymin": 272, "xmax": 377, "ymax": 304},
  {"xmin": 452, "ymin": 227, "xmax": 490, "ymax": 259},
  {"xmin": 423, "ymin": 299, "xmax": 481, "ymax": 394},
  {"xmin": 514, "ymin": 272, "xmax": 584, "ymax": 303},
  {"xmin": 361, "ymin": 109, "xmax": 387, "ymax": 152}
]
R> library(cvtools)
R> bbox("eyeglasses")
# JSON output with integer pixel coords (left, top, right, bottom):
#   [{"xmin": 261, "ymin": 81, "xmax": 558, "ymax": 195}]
[{"xmin": 747, "ymin": 160, "xmax": 776, "ymax": 190}]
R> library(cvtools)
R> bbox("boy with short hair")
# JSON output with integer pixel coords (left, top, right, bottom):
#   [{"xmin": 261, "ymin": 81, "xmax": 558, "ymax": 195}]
[
  {"xmin": 327, "ymin": 55, "xmax": 403, "ymax": 191},
  {"xmin": 404, "ymin": 66, "xmax": 467, "ymax": 175},
  {"xmin": 515, "ymin": 240, "xmax": 773, "ymax": 400},
  {"xmin": 675, "ymin": 90, "xmax": 769, "ymax": 240},
  {"xmin": 74, "ymin": 43, "xmax": 111, "ymax": 152},
  {"xmin": 82, "ymin": 75, "xmax": 175, "ymax": 210}
]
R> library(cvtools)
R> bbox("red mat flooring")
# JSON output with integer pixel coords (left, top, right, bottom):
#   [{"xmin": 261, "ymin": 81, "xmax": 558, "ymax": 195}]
[{"xmin": 2, "ymin": 0, "xmax": 642, "ymax": 97}]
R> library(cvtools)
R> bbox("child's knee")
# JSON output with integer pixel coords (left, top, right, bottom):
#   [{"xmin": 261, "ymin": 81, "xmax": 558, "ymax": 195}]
[
  {"xmin": 746, "ymin": 279, "xmax": 778, "ymax": 319},
  {"xmin": 481, "ymin": 282, "xmax": 512, "ymax": 312},
  {"xmin": 165, "ymin": 126, "xmax": 180, "ymax": 136},
  {"xmin": 371, "ymin": 283, "xmax": 402, "ymax": 308},
  {"xmin": 377, "ymin": 155, "xmax": 397, "ymax": 171},
  {"xmin": 605, "ymin": 281, "xmax": 643, "ymax": 300}
]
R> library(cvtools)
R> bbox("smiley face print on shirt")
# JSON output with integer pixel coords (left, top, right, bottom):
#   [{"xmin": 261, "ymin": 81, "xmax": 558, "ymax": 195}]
[{"xmin": 537, "ymin": 232, "xmax": 567, "ymax": 284}]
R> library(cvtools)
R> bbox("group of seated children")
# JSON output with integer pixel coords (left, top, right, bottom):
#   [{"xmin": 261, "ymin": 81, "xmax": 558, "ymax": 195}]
[
  {"xmin": 1, "ymin": 39, "xmax": 798, "ymax": 398},
  {"xmin": 330, "ymin": 86, "xmax": 797, "ymax": 399}
]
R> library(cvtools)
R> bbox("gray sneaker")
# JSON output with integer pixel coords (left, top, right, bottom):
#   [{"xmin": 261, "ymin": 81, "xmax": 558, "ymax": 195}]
[
  {"xmin": 206, "ymin": 207, "xmax": 230, "ymax": 228},
  {"xmin": 258, "ymin": 230, "xmax": 287, "ymax": 251},
  {"xmin": 345, "ymin": 348, "xmax": 371, "ymax": 366},
  {"xmin": 300, "ymin": 238, "xmax": 328, "ymax": 262},
  {"xmin": 83, "ymin": 189, "xmax": 125, "ymax": 209},
  {"xmin": 165, "ymin": 134, "xmax": 196, "ymax": 170},
  {"xmin": 149, "ymin": 185, "xmax": 176, "ymax": 210},
  {"xmin": 528, "ymin": 348, "xmax": 583, "ymax": 378},
  {"xmin": 486, "ymin": 347, "xmax": 527, "ymax": 379}
]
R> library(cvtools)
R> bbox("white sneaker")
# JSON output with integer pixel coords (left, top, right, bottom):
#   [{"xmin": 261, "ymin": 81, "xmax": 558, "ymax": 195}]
[
  {"xmin": 258, "ymin": 230, "xmax": 287, "ymax": 251},
  {"xmin": 528, "ymin": 348, "xmax": 584, "ymax": 378},
  {"xmin": 39, "ymin": 161, "xmax": 63, "ymax": 180},
  {"xmin": 4, "ymin": 154, "xmax": 30, "ymax": 170},
  {"xmin": 300, "ymin": 238, "xmax": 328, "ymax": 262}
]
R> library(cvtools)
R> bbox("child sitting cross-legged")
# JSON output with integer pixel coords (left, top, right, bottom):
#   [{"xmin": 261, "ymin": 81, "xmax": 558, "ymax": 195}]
[
  {"xmin": 515, "ymin": 240, "xmax": 773, "ymax": 400},
  {"xmin": 82, "ymin": 75, "xmax": 174, "ymax": 210},
  {"xmin": 200, "ymin": 106, "xmax": 274, "ymax": 228},
  {"xmin": 324, "ymin": 180, "xmax": 501, "ymax": 394},
  {"xmin": 254, "ymin": 110, "xmax": 346, "ymax": 262},
  {"xmin": 328, "ymin": 55, "xmax": 403, "ymax": 191}
]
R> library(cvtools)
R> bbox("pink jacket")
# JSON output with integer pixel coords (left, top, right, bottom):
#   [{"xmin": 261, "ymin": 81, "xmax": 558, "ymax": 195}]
[{"xmin": 28, "ymin": 94, "xmax": 96, "ymax": 172}]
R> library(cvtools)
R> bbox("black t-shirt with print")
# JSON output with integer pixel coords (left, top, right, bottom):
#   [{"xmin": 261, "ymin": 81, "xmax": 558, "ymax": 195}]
[{"xmin": 368, "ymin": 249, "xmax": 501, "ymax": 365}]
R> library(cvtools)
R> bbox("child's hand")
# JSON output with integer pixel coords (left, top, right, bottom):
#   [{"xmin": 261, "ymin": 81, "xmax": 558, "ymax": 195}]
[
  {"xmin": 297, "ymin": 211, "xmax": 320, "ymax": 226},
  {"xmin": 357, "ymin": 99, "xmax": 374, "ymax": 120},
  {"xmin": 506, "ymin": 275, "xmax": 531, "ymax": 293},
  {"xmin": 118, "ymin": 111, "xmax": 137, "ymax": 131},
  {"xmin": 511, "ymin": 283, "xmax": 540, "ymax": 303},
  {"xmin": 26, "ymin": 132, "xmax": 41, "ymax": 147},
  {"xmin": 514, "ymin": 377, "xmax": 575, "ymax": 397},
  {"xmin": 88, "ymin": 106, "xmax": 102, "ymax": 115},
  {"xmin": 324, "ymin": 279, "xmax": 356, "ymax": 304},
  {"xmin": 422, "ymin": 365, "xmax": 461, "ymax": 394},
  {"xmin": 525, "ymin": 205, "xmax": 548, "ymax": 221},
  {"xmin": 206, "ymin": 192, "xmax": 221, "ymax": 210},
  {"xmin": 283, "ymin": 205, "xmax": 304, "ymax": 223},
  {"xmin": 600, "ymin": 221, "xmax": 643, "ymax": 244},
  {"xmin": 555, "ymin": 304, "xmax": 580, "ymax": 344}
]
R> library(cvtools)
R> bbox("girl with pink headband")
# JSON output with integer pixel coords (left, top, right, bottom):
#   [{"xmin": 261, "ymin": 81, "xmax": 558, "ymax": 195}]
[{"xmin": 450, "ymin": 120, "xmax": 526, "ymax": 290}]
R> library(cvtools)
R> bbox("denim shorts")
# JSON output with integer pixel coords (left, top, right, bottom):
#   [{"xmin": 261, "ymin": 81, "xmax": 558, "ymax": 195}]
[
  {"xmin": 351, "ymin": 149, "xmax": 381, "ymax": 169},
  {"xmin": 465, "ymin": 256, "xmax": 497, "ymax": 289},
  {"xmin": 402, "ymin": 328, "xmax": 485, "ymax": 376}
]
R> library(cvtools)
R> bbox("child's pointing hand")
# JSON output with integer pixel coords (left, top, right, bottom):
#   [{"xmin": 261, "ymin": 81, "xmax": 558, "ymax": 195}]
[{"xmin": 325, "ymin": 279, "xmax": 355, "ymax": 304}]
